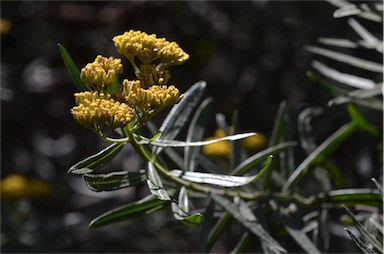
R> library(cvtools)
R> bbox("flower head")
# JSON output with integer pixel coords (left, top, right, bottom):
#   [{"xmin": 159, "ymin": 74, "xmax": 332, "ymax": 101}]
[
  {"xmin": 71, "ymin": 91, "xmax": 134, "ymax": 129},
  {"xmin": 80, "ymin": 55, "xmax": 123, "ymax": 90},
  {"xmin": 138, "ymin": 64, "xmax": 170, "ymax": 88},
  {"xmin": 112, "ymin": 30, "xmax": 189, "ymax": 67}
]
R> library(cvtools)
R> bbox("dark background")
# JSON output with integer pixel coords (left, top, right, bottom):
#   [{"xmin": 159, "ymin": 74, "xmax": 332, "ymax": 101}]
[{"xmin": 1, "ymin": 1, "xmax": 381, "ymax": 253}]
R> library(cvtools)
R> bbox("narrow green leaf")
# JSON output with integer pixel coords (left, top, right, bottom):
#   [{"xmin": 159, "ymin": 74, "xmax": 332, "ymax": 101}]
[
  {"xmin": 305, "ymin": 45, "xmax": 383, "ymax": 73},
  {"xmin": 147, "ymin": 163, "xmax": 171, "ymax": 201},
  {"xmin": 141, "ymin": 132, "xmax": 256, "ymax": 147},
  {"xmin": 298, "ymin": 107, "xmax": 323, "ymax": 154},
  {"xmin": 57, "ymin": 43, "xmax": 89, "ymax": 91},
  {"xmin": 345, "ymin": 228, "xmax": 377, "ymax": 254},
  {"xmin": 343, "ymin": 206, "xmax": 383, "ymax": 251},
  {"xmin": 207, "ymin": 211, "xmax": 232, "ymax": 251},
  {"xmin": 83, "ymin": 170, "xmax": 146, "ymax": 192},
  {"xmin": 231, "ymin": 232, "xmax": 251, "ymax": 254},
  {"xmin": 68, "ymin": 142, "xmax": 125, "ymax": 174},
  {"xmin": 318, "ymin": 37, "xmax": 357, "ymax": 48},
  {"xmin": 269, "ymin": 101, "xmax": 287, "ymax": 147},
  {"xmin": 315, "ymin": 188, "xmax": 382, "ymax": 207},
  {"xmin": 199, "ymin": 201, "xmax": 215, "ymax": 252},
  {"xmin": 232, "ymin": 141, "xmax": 297, "ymax": 176},
  {"xmin": 348, "ymin": 104, "xmax": 381, "ymax": 137},
  {"xmin": 311, "ymin": 61, "xmax": 376, "ymax": 89},
  {"xmin": 171, "ymin": 156, "xmax": 272, "ymax": 188},
  {"xmin": 282, "ymin": 121, "xmax": 358, "ymax": 193},
  {"xmin": 185, "ymin": 98, "xmax": 213, "ymax": 171},
  {"xmin": 279, "ymin": 208, "xmax": 321, "ymax": 254},
  {"xmin": 211, "ymin": 194, "xmax": 286, "ymax": 253},
  {"xmin": 155, "ymin": 81, "xmax": 206, "ymax": 155},
  {"xmin": 89, "ymin": 194, "xmax": 169, "ymax": 228},
  {"xmin": 323, "ymin": 160, "xmax": 347, "ymax": 188}
]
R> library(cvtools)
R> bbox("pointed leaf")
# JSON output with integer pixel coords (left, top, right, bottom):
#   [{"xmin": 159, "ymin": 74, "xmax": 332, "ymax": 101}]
[
  {"xmin": 171, "ymin": 156, "xmax": 272, "ymax": 187},
  {"xmin": 140, "ymin": 132, "xmax": 256, "ymax": 148},
  {"xmin": 57, "ymin": 43, "xmax": 89, "ymax": 91},
  {"xmin": 83, "ymin": 170, "xmax": 146, "ymax": 192},
  {"xmin": 315, "ymin": 188, "xmax": 382, "ymax": 207},
  {"xmin": 232, "ymin": 141, "xmax": 297, "ymax": 176},
  {"xmin": 312, "ymin": 61, "xmax": 376, "ymax": 89},
  {"xmin": 89, "ymin": 194, "xmax": 169, "ymax": 228},
  {"xmin": 171, "ymin": 186, "xmax": 202, "ymax": 225},
  {"xmin": 211, "ymin": 194, "xmax": 286, "ymax": 253},
  {"xmin": 343, "ymin": 206, "xmax": 383, "ymax": 251},
  {"xmin": 305, "ymin": 46, "xmax": 383, "ymax": 73},
  {"xmin": 147, "ymin": 163, "xmax": 171, "ymax": 201},
  {"xmin": 345, "ymin": 228, "xmax": 377, "ymax": 254},
  {"xmin": 348, "ymin": 104, "xmax": 381, "ymax": 137},
  {"xmin": 282, "ymin": 121, "xmax": 358, "ymax": 193},
  {"xmin": 69, "ymin": 142, "xmax": 125, "ymax": 174}
]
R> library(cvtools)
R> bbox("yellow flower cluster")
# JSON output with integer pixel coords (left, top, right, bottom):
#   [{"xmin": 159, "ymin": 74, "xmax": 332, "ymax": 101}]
[
  {"xmin": 80, "ymin": 55, "xmax": 123, "ymax": 90},
  {"xmin": 113, "ymin": 30, "xmax": 189, "ymax": 67},
  {"xmin": 121, "ymin": 79, "xmax": 182, "ymax": 120},
  {"xmin": 71, "ymin": 92, "xmax": 134, "ymax": 129},
  {"xmin": 71, "ymin": 30, "xmax": 189, "ymax": 131},
  {"xmin": 138, "ymin": 64, "xmax": 170, "ymax": 88}
]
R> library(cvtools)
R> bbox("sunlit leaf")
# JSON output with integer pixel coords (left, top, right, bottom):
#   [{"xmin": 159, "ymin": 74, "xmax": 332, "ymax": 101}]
[
  {"xmin": 69, "ymin": 142, "xmax": 125, "ymax": 174},
  {"xmin": 147, "ymin": 163, "xmax": 171, "ymax": 201},
  {"xmin": 211, "ymin": 194, "xmax": 286, "ymax": 253},
  {"xmin": 171, "ymin": 187, "xmax": 203, "ymax": 225},
  {"xmin": 57, "ymin": 43, "xmax": 89, "ymax": 91},
  {"xmin": 83, "ymin": 170, "xmax": 146, "ymax": 192},
  {"xmin": 89, "ymin": 194, "xmax": 170, "ymax": 228},
  {"xmin": 315, "ymin": 188, "xmax": 382, "ymax": 207},
  {"xmin": 140, "ymin": 132, "xmax": 256, "ymax": 147},
  {"xmin": 171, "ymin": 156, "xmax": 272, "ymax": 187},
  {"xmin": 311, "ymin": 61, "xmax": 376, "ymax": 89},
  {"xmin": 305, "ymin": 46, "xmax": 383, "ymax": 73}
]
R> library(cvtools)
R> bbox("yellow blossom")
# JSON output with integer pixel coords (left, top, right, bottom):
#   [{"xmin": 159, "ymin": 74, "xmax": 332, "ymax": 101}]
[
  {"xmin": 80, "ymin": 55, "xmax": 123, "ymax": 90},
  {"xmin": 121, "ymin": 79, "xmax": 183, "ymax": 120},
  {"xmin": 112, "ymin": 30, "xmax": 189, "ymax": 67},
  {"xmin": 138, "ymin": 64, "xmax": 170, "ymax": 88},
  {"xmin": 1, "ymin": 174, "xmax": 52, "ymax": 200},
  {"xmin": 71, "ymin": 91, "xmax": 134, "ymax": 129},
  {"xmin": 240, "ymin": 133, "xmax": 266, "ymax": 154}
]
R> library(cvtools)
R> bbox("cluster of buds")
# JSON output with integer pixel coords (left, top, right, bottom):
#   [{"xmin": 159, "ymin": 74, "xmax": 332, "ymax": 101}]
[
  {"xmin": 113, "ymin": 30, "xmax": 189, "ymax": 67},
  {"xmin": 71, "ymin": 30, "xmax": 189, "ymax": 131},
  {"xmin": 71, "ymin": 92, "xmax": 134, "ymax": 129}
]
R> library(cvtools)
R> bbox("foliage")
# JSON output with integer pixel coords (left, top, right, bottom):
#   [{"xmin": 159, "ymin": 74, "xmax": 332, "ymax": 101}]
[{"xmin": 60, "ymin": 1, "xmax": 382, "ymax": 252}]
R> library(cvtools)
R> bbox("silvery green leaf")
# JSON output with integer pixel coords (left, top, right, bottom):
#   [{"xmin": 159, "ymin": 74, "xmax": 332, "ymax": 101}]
[
  {"xmin": 311, "ymin": 61, "xmax": 376, "ymax": 90},
  {"xmin": 147, "ymin": 163, "xmax": 171, "ymax": 201},
  {"xmin": 139, "ymin": 133, "xmax": 256, "ymax": 147},
  {"xmin": 171, "ymin": 156, "xmax": 272, "ymax": 187},
  {"xmin": 305, "ymin": 46, "xmax": 383, "ymax": 73}
]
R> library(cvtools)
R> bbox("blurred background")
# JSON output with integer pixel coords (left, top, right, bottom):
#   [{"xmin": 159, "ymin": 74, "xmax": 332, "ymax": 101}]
[{"xmin": 1, "ymin": 1, "xmax": 382, "ymax": 253}]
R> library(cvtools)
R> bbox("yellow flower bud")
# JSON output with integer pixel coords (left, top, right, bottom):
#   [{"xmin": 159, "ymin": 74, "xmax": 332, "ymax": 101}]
[{"xmin": 80, "ymin": 55, "xmax": 123, "ymax": 90}]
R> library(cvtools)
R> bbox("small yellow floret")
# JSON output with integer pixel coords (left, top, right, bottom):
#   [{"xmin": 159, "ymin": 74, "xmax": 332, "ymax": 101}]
[
  {"xmin": 71, "ymin": 91, "xmax": 134, "ymax": 129},
  {"xmin": 80, "ymin": 55, "xmax": 123, "ymax": 90}
]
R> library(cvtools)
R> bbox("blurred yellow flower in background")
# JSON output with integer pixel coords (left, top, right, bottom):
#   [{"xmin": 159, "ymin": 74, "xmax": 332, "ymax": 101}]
[
  {"xmin": 202, "ymin": 128, "xmax": 266, "ymax": 158},
  {"xmin": 1, "ymin": 174, "xmax": 52, "ymax": 200}
]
